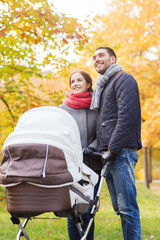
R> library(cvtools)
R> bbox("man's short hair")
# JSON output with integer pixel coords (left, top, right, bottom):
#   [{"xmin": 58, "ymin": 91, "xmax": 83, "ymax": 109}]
[{"xmin": 95, "ymin": 47, "xmax": 117, "ymax": 62}]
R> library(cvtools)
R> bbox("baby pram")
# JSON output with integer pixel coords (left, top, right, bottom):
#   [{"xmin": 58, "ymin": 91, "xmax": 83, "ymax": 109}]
[{"xmin": 0, "ymin": 106, "xmax": 109, "ymax": 240}]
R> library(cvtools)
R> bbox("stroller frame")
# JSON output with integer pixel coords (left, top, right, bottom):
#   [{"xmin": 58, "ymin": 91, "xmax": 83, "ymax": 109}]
[
  {"xmin": 9, "ymin": 157, "xmax": 110, "ymax": 240},
  {"xmin": 0, "ymin": 107, "xmax": 109, "ymax": 239}
]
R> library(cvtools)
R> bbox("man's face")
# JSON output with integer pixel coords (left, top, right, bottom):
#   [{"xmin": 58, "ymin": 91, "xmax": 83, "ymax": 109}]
[{"xmin": 92, "ymin": 49, "xmax": 116, "ymax": 74}]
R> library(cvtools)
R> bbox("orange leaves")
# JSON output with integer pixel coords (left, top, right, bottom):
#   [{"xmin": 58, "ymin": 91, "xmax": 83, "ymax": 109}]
[
  {"xmin": 0, "ymin": 28, "xmax": 6, "ymax": 37},
  {"xmin": 13, "ymin": 12, "xmax": 27, "ymax": 19},
  {"xmin": 57, "ymin": 1, "xmax": 160, "ymax": 151},
  {"xmin": 66, "ymin": 34, "xmax": 75, "ymax": 40},
  {"xmin": 62, "ymin": 38, "xmax": 68, "ymax": 44},
  {"xmin": 78, "ymin": 0, "xmax": 160, "ymax": 148},
  {"xmin": 141, "ymin": 96, "xmax": 160, "ymax": 147}
]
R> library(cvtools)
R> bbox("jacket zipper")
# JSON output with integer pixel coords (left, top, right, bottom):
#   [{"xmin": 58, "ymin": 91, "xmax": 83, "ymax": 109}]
[{"xmin": 41, "ymin": 145, "xmax": 49, "ymax": 178}]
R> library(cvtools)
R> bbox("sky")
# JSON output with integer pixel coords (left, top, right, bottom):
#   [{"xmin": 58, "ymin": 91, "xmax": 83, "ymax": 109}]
[{"xmin": 51, "ymin": 0, "xmax": 111, "ymax": 21}]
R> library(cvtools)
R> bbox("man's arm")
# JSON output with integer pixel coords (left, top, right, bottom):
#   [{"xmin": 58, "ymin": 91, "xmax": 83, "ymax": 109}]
[{"xmin": 108, "ymin": 73, "xmax": 141, "ymax": 154}]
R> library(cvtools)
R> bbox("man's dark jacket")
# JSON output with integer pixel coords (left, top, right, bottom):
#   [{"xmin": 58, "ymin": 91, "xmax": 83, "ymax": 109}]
[{"xmin": 97, "ymin": 72, "xmax": 142, "ymax": 154}]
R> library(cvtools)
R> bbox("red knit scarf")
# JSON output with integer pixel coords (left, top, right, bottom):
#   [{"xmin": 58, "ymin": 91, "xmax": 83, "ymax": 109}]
[{"xmin": 64, "ymin": 92, "xmax": 92, "ymax": 109}]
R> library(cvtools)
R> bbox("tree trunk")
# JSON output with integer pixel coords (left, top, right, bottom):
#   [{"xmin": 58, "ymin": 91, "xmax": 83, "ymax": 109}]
[
  {"xmin": 143, "ymin": 146, "xmax": 150, "ymax": 188},
  {"xmin": 149, "ymin": 147, "xmax": 152, "ymax": 183}
]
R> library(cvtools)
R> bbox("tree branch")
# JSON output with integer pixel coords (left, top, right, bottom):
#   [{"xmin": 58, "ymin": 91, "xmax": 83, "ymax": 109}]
[
  {"xmin": 2, "ymin": 90, "xmax": 42, "ymax": 101},
  {"xmin": 0, "ymin": 96, "xmax": 16, "ymax": 122},
  {"xmin": 2, "ymin": 64, "xmax": 43, "ymax": 77}
]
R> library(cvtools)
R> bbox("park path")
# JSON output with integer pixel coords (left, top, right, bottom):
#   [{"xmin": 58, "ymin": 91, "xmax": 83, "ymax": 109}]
[
  {"xmin": 137, "ymin": 180, "xmax": 160, "ymax": 197},
  {"xmin": 150, "ymin": 182, "xmax": 160, "ymax": 196}
]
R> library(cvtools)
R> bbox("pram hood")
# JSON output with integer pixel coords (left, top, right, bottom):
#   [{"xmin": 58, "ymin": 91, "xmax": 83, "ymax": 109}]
[{"xmin": 1, "ymin": 106, "xmax": 98, "ymax": 186}]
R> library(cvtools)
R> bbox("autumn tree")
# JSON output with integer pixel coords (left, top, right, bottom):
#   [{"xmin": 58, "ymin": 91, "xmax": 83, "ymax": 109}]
[
  {"xmin": 0, "ymin": 0, "xmax": 88, "ymax": 148},
  {"xmin": 75, "ymin": 0, "xmax": 160, "ymax": 149}
]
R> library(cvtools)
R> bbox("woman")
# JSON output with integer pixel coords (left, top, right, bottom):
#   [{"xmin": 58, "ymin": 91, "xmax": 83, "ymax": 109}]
[{"xmin": 59, "ymin": 70, "xmax": 102, "ymax": 240}]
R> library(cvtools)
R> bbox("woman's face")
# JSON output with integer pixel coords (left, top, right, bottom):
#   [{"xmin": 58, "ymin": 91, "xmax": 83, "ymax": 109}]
[{"xmin": 70, "ymin": 72, "xmax": 90, "ymax": 93}]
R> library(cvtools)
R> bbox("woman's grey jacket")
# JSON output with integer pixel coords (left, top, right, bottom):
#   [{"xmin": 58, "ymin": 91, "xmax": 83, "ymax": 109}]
[
  {"xmin": 97, "ymin": 72, "xmax": 142, "ymax": 154},
  {"xmin": 59, "ymin": 104, "xmax": 102, "ymax": 171}
]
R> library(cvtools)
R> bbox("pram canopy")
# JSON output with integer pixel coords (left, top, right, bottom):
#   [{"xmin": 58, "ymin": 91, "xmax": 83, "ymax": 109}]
[{"xmin": 0, "ymin": 106, "xmax": 98, "ymax": 216}]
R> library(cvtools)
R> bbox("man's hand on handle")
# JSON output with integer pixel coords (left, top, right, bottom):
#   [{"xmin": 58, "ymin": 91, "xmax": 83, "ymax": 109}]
[{"xmin": 101, "ymin": 150, "xmax": 117, "ymax": 166}]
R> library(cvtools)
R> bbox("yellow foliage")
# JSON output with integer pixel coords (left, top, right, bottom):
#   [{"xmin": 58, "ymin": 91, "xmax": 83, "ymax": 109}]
[
  {"xmin": 73, "ymin": 0, "xmax": 160, "ymax": 148},
  {"xmin": 135, "ymin": 169, "xmax": 144, "ymax": 181}
]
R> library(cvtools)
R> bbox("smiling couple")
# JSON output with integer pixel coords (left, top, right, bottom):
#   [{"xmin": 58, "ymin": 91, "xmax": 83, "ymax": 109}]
[{"xmin": 60, "ymin": 46, "xmax": 142, "ymax": 240}]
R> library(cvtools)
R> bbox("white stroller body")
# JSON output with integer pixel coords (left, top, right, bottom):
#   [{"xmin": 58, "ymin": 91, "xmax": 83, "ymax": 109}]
[{"xmin": 0, "ymin": 106, "xmax": 101, "ymax": 239}]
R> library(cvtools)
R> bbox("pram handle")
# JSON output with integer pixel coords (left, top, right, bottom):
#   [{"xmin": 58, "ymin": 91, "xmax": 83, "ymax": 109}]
[
  {"xmin": 90, "ymin": 151, "xmax": 109, "ymax": 161},
  {"xmin": 91, "ymin": 152, "xmax": 102, "ymax": 157},
  {"xmin": 80, "ymin": 151, "xmax": 111, "ymax": 240},
  {"xmin": 83, "ymin": 149, "xmax": 108, "ymax": 160},
  {"xmin": 92, "ymin": 151, "xmax": 112, "ymax": 177}
]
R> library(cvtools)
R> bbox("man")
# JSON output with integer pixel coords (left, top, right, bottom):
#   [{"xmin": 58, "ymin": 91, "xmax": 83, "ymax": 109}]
[{"xmin": 91, "ymin": 47, "xmax": 142, "ymax": 240}]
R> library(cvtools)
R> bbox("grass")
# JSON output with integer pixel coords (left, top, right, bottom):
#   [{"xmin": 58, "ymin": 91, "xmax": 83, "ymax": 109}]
[{"xmin": 0, "ymin": 182, "xmax": 160, "ymax": 240}]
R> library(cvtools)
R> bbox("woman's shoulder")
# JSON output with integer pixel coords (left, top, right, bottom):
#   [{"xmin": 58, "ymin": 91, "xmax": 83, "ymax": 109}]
[
  {"xmin": 59, "ymin": 104, "xmax": 97, "ymax": 114},
  {"xmin": 59, "ymin": 104, "xmax": 72, "ymax": 113},
  {"xmin": 59, "ymin": 104, "xmax": 75, "ymax": 111},
  {"xmin": 59, "ymin": 104, "xmax": 80, "ymax": 116},
  {"xmin": 59, "ymin": 104, "xmax": 66, "ymax": 109}
]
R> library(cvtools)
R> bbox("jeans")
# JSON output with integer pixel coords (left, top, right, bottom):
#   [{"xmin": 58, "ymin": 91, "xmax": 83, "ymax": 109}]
[
  {"xmin": 67, "ymin": 211, "xmax": 94, "ymax": 240},
  {"xmin": 105, "ymin": 148, "xmax": 141, "ymax": 240},
  {"xmin": 67, "ymin": 171, "xmax": 101, "ymax": 240}
]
